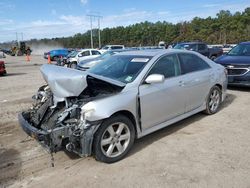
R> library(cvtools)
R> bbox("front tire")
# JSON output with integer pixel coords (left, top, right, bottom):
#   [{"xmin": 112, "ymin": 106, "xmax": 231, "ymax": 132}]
[
  {"xmin": 204, "ymin": 86, "xmax": 222, "ymax": 114},
  {"xmin": 52, "ymin": 56, "xmax": 58, "ymax": 61},
  {"xmin": 70, "ymin": 62, "xmax": 77, "ymax": 69},
  {"xmin": 210, "ymin": 56, "xmax": 217, "ymax": 61},
  {"xmin": 93, "ymin": 115, "xmax": 135, "ymax": 163}
]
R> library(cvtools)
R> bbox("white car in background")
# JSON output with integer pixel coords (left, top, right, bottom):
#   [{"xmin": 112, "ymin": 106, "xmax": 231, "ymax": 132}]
[
  {"xmin": 68, "ymin": 49, "xmax": 102, "ymax": 68},
  {"xmin": 99, "ymin": 45, "xmax": 125, "ymax": 53}
]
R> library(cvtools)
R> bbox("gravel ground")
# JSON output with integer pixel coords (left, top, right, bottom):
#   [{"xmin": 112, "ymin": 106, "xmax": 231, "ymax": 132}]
[{"xmin": 0, "ymin": 55, "xmax": 250, "ymax": 188}]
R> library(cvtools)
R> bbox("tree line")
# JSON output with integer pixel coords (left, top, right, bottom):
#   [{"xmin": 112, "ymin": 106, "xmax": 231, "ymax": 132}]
[{"xmin": 1, "ymin": 8, "xmax": 250, "ymax": 49}]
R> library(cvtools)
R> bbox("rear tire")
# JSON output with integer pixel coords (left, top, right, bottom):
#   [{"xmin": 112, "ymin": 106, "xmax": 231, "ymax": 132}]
[
  {"xmin": 93, "ymin": 115, "xmax": 135, "ymax": 163},
  {"xmin": 204, "ymin": 86, "xmax": 222, "ymax": 115}
]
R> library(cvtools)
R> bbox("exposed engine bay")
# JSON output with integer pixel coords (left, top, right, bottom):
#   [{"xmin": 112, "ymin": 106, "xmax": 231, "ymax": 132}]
[{"xmin": 19, "ymin": 74, "xmax": 123, "ymax": 157}]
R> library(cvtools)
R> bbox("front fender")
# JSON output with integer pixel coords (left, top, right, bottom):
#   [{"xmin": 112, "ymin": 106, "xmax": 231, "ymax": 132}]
[{"xmin": 83, "ymin": 90, "xmax": 138, "ymax": 122}]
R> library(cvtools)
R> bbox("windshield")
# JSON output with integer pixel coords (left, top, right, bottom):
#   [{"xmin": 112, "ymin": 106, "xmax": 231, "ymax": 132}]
[
  {"xmin": 174, "ymin": 43, "xmax": 196, "ymax": 50},
  {"xmin": 99, "ymin": 51, "xmax": 116, "ymax": 59},
  {"xmin": 89, "ymin": 55, "xmax": 152, "ymax": 83},
  {"xmin": 67, "ymin": 50, "xmax": 79, "ymax": 58},
  {"xmin": 228, "ymin": 44, "xmax": 250, "ymax": 56},
  {"xmin": 101, "ymin": 46, "xmax": 109, "ymax": 50}
]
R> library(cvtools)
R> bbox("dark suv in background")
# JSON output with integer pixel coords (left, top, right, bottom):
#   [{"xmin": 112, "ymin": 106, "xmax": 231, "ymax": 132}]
[
  {"xmin": 174, "ymin": 42, "xmax": 223, "ymax": 60},
  {"xmin": 215, "ymin": 42, "xmax": 250, "ymax": 87}
]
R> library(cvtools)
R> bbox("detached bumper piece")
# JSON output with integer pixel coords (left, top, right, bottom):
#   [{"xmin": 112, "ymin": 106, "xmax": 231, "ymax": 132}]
[
  {"xmin": 18, "ymin": 112, "xmax": 51, "ymax": 151},
  {"xmin": 18, "ymin": 112, "xmax": 100, "ymax": 157}
]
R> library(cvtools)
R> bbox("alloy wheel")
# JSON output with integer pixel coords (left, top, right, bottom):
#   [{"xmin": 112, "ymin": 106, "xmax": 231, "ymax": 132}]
[
  {"xmin": 209, "ymin": 89, "xmax": 220, "ymax": 112},
  {"xmin": 100, "ymin": 122, "xmax": 131, "ymax": 158}
]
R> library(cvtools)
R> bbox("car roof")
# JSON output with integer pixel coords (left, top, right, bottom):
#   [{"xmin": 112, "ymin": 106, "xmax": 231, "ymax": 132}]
[
  {"xmin": 178, "ymin": 42, "xmax": 205, "ymax": 45},
  {"xmin": 240, "ymin": 41, "xmax": 250, "ymax": 45},
  {"xmin": 51, "ymin": 49, "xmax": 68, "ymax": 51},
  {"xmin": 79, "ymin": 49, "xmax": 100, "ymax": 51},
  {"xmin": 104, "ymin": 45, "xmax": 124, "ymax": 47},
  {"xmin": 116, "ymin": 49, "xmax": 185, "ymax": 57}
]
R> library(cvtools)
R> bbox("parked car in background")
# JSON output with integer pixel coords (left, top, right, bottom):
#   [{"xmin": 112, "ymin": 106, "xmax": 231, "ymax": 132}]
[
  {"xmin": 61, "ymin": 49, "xmax": 81, "ymax": 67},
  {"xmin": 65, "ymin": 49, "xmax": 102, "ymax": 68},
  {"xmin": 0, "ymin": 50, "xmax": 6, "ymax": 58},
  {"xmin": 1, "ymin": 49, "xmax": 11, "ymax": 55},
  {"xmin": 44, "ymin": 49, "xmax": 71, "ymax": 61},
  {"xmin": 18, "ymin": 49, "xmax": 227, "ymax": 163},
  {"xmin": 174, "ymin": 42, "xmax": 223, "ymax": 60},
  {"xmin": 77, "ymin": 49, "xmax": 133, "ymax": 71},
  {"xmin": 215, "ymin": 42, "xmax": 250, "ymax": 87},
  {"xmin": 99, "ymin": 45, "xmax": 125, "ymax": 53},
  {"xmin": 0, "ymin": 60, "xmax": 7, "ymax": 75},
  {"xmin": 208, "ymin": 44, "xmax": 236, "ymax": 54}
]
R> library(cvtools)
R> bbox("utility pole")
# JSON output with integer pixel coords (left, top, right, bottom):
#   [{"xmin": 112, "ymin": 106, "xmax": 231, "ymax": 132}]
[
  {"xmin": 16, "ymin": 32, "xmax": 18, "ymax": 42},
  {"xmin": 98, "ymin": 18, "xmax": 101, "ymax": 49},
  {"xmin": 87, "ymin": 14, "xmax": 102, "ymax": 49},
  {"xmin": 89, "ymin": 16, "xmax": 93, "ymax": 48}
]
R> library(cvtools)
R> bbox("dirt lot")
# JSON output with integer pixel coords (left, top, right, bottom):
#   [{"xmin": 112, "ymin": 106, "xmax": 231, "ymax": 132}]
[{"xmin": 0, "ymin": 55, "xmax": 250, "ymax": 188}]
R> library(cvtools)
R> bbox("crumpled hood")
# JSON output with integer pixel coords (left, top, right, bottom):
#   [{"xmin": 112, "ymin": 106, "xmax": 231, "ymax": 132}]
[
  {"xmin": 41, "ymin": 64, "xmax": 88, "ymax": 99},
  {"xmin": 40, "ymin": 64, "xmax": 126, "ymax": 100}
]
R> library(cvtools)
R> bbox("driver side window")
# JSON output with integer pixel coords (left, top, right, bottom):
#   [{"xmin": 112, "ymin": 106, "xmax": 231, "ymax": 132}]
[{"xmin": 148, "ymin": 54, "xmax": 180, "ymax": 79}]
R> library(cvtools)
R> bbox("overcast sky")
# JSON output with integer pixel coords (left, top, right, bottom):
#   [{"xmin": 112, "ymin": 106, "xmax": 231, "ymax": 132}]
[{"xmin": 0, "ymin": 0, "xmax": 249, "ymax": 42}]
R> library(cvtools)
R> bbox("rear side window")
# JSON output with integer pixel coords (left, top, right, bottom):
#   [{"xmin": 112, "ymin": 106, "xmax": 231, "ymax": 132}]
[
  {"xmin": 148, "ymin": 54, "xmax": 180, "ymax": 79},
  {"xmin": 91, "ymin": 50, "xmax": 101, "ymax": 55},
  {"xmin": 178, "ymin": 53, "xmax": 210, "ymax": 74}
]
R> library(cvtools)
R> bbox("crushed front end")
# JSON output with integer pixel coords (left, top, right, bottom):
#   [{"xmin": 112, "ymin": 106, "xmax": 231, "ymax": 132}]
[
  {"xmin": 18, "ymin": 85, "xmax": 101, "ymax": 157},
  {"xmin": 18, "ymin": 64, "xmax": 124, "ymax": 157}
]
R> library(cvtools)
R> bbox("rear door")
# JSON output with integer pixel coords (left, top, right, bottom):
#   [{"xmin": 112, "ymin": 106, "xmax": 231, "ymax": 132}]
[
  {"xmin": 177, "ymin": 53, "xmax": 212, "ymax": 112},
  {"xmin": 139, "ymin": 54, "xmax": 186, "ymax": 130}
]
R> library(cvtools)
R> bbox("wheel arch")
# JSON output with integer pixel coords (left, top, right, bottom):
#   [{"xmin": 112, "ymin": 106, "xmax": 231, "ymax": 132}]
[
  {"xmin": 215, "ymin": 83, "xmax": 222, "ymax": 91},
  {"xmin": 214, "ymin": 83, "xmax": 223, "ymax": 101},
  {"xmin": 110, "ymin": 110, "xmax": 138, "ymax": 136}
]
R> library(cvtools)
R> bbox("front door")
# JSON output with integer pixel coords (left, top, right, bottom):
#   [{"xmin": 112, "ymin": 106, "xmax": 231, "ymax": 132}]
[{"xmin": 139, "ymin": 54, "xmax": 186, "ymax": 130}]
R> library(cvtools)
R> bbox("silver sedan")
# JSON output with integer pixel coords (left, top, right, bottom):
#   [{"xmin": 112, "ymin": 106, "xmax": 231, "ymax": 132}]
[{"xmin": 19, "ymin": 49, "xmax": 227, "ymax": 163}]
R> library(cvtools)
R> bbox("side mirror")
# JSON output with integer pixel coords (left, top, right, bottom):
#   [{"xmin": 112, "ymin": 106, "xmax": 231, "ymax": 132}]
[
  {"xmin": 145, "ymin": 74, "xmax": 164, "ymax": 84},
  {"xmin": 78, "ymin": 54, "xmax": 83, "ymax": 57}
]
